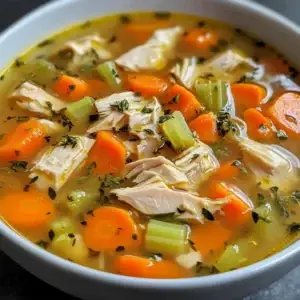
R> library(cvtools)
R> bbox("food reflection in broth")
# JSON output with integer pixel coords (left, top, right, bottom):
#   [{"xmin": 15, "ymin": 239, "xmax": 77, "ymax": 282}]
[{"xmin": 0, "ymin": 12, "xmax": 299, "ymax": 278}]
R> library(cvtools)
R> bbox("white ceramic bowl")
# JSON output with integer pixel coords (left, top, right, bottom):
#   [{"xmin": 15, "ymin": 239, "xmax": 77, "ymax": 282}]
[{"xmin": 0, "ymin": 0, "xmax": 299, "ymax": 299}]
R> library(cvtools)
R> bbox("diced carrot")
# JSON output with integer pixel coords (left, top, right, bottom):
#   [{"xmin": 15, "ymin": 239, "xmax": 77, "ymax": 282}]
[
  {"xmin": 0, "ymin": 190, "xmax": 55, "ymax": 229},
  {"xmin": 0, "ymin": 119, "xmax": 46, "ymax": 162},
  {"xmin": 261, "ymin": 57, "xmax": 289, "ymax": 74},
  {"xmin": 189, "ymin": 112, "xmax": 219, "ymax": 144},
  {"xmin": 191, "ymin": 221, "xmax": 233, "ymax": 260},
  {"xmin": 231, "ymin": 83, "xmax": 266, "ymax": 109},
  {"xmin": 86, "ymin": 79, "xmax": 110, "ymax": 98},
  {"xmin": 116, "ymin": 255, "xmax": 189, "ymax": 279},
  {"xmin": 208, "ymin": 182, "xmax": 252, "ymax": 228},
  {"xmin": 54, "ymin": 75, "xmax": 89, "ymax": 101},
  {"xmin": 126, "ymin": 73, "xmax": 169, "ymax": 97},
  {"xmin": 87, "ymin": 131, "xmax": 126, "ymax": 176},
  {"xmin": 162, "ymin": 84, "xmax": 203, "ymax": 121},
  {"xmin": 83, "ymin": 207, "xmax": 140, "ymax": 252},
  {"xmin": 243, "ymin": 108, "xmax": 273, "ymax": 141},
  {"xmin": 213, "ymin": 160, "xmax": 242, "ymax": 181},
  {"xmin": 266, "ymin": 92, "xmax": 300, "ymax": 137},
  {"xmin": 182, "ymin": 28, "xmax": 218, "ymax": 51},
  {"xmin": 119, "ymin": 21, "xmax": 172, "ymax": 44}
]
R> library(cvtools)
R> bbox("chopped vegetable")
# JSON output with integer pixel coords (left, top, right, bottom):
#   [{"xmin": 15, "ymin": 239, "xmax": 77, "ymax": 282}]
[
  {"xmin": 83, "ymin": 206, "xmax": 140, "ymax": 251},
  {"xmin": 231, "ymin": 83, "xmax": 266, "ymax": 109},
  {"xmin": 116, "ymin": 255, "xmax": 189, "ymax": 278},
  {"xmin": 162, "ymin": 84, "xmax": 203, "ymax": 121},
  {"xmin": 50, "ymin": 217, "xmax": 75, "ymax": 236},
  {"xmin": 64, "ymin": 96, "xmax": 94, "ymax": 123},
  {"xmin": 126, "ymin": 73, "xmax": 169, "ymax": 97},
  {"xmin": 97, "ymin": 61, "xmax": 123, "ymax": 91},
  {"xmin": 86, "ymin": 131, "xmax": 126, "ymax": 176},
  {"xmin": 67, "ymin": 190, "xmax": 98, "ymax": 216},
  {"xmin": 160, "ymin": 111, "xmax": 195, "ymax": 151},
  {"xmin": 145, "ymin": 219, "xmax": 187, "ymax": 256},
  {"xmin": 243, "ymin": 108, "xmax": 273, "ymax": 141},
  {"xmin": 266, "ymin": 92, "xmax": 300, "ymax": 137},
  {"xmin": 54, "ymin": 75, "xmax": 89, "ymax": 101},
  {"xmin": 0, "ymin": 119, "xmax": 46, "ymax": 162},
  {"xmin": 182, "ymin": 28, "xmax": 218, "ymax": 51},
  {"xmin": 189, "ymin": 112, "xmax": 219, "ymax": 144},
  {"xmin": 195, "ymin": 80, "xmax": 230, "ymax": 113},
  {"xmin": 213, "ymin": 160, "xmax": 243, "ymax": 180},
  {"xmin": 0, "ymin": 190, "xmax": 55, "ymax": 229}
]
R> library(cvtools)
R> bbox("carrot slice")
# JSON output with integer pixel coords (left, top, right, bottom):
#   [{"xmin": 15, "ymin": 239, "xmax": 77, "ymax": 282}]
[
  {"xmin": 0, "ymin": 119, "xmax": 46, "ymax": 162},
  {"xmin": 54, "ymin": 75, "xmax": 89, "ymax": 101},
  {"xmin": 191, "ymin": 221, "xmax": 233, "ymax": 260},
  {"xmin": 231, "ymin": 83, "xmax": 266, "ymax": 109},
  {"xmin": 162, "ymin": 84, "xmax": 203, "ymax": 121},
  {"xmin": 116, "ymin": 255, "xmax": 189, "ymax": 279},
  {"xmin": 208, "ymin": 182, "xmax": 252, "ymax": 228},
  {"xmin": 83, "ymin": 207, "xmax": 139, "ymax": 252},
  {"xmin": 87, "ymin": 131, "xmax": 126, "ymax": 176},
  {"xmin": 182, "ymin": 28, "xmax": 218, "ymax": 51},
  {"xmin": 243, "ymin": 108, "xmax": 273, "ymax": 141},
  {"xmin": 126, "ymin": 73, "xmax": 169, "ymax": 97},
  {"xmin": 0, "ymin": 190, "xmax": 55, "ymax": 229},
  {"xmin": 119, "ymin": 21, "xmax": 172, "ymax": 44},
  {"xmin": 213, "ymin": 160, "xmax": 242, "ymax": 181},
  {"xmin": 266, "ymin": 92, "xmax": 300, "ymax": 137},
  {"xmin": 189, "ymin": 112, "xmax": 219, "ymax": 144}
]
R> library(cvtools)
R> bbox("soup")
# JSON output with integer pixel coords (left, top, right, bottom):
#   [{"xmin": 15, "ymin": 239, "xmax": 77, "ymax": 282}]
[{"xmin": 0, "ymin": 12, "xmax": 299, "ymax": 279}]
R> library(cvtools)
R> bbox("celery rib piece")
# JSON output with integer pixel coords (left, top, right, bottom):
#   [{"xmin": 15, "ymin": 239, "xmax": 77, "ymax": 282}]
[
  {"xmin": 67, "ymin": 190, "xmax": 98, "ymax": 216},
  {"xmin": 65, "ymin": 96, "xmax": 94, "ymax": 123},
  {"xmin": 160, "ymin": 111, "xmax": 195, "ymax": 151},
  {"xmin": 96, "ymin": 61, "xmax": 122, "ymax": 90},
  {"xmin": 145, "ymin": 219, "xmax": 187, "ymax": 256}
]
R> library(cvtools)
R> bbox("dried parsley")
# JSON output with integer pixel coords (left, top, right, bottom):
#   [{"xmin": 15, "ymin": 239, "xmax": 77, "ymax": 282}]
[
  {"xmin": 115, "ymin": 245, "xmax": 125, "ymax": 252},
  {"xmin": 110, "ymin": 99, "xmax": 129, "ymax": 112},
  {"xmin": 231, "ymin": 160, "xmax": 247, "ymax": 174},
  {"xmin": 202, "ymin": 208, "xmax": 215, "ymax": 221},
  {"xmin": 120, "ymin": 15, "xmax": 131, "ymax": 24},
  {"xmin": 44, "ymin": 136, "xmax": 51, "ymax": 143},
  {"xmin": 48, "ymin": 187, "xmax": 57, "ymax": 200},
  {"xmin": 276, "ymin": 129, "xmax": 288, "ymax": 141},
  {"xmin": 141, "ymin": 107, "xmax": 153, "ymax": 114},
  {"xmin": 270, "ymin": 186, "xmax": 289, "ymax": 218},
  {"xmin": 36, "ymin": 240, "xmax": 49, "ymax": 249},
  {"xmin": 217, "ymin": 111, "xmax": 235, "ymax": 137},
  {"xmin": 132, "ymin": 233, "xmax": 138, "ymax": 240},
  {"xmin": 14, "ymin": 58, "xmax": 24, "ymax": 67},
  {"xmin": 68, "ymin": 233, "xmax": 75, "ymax": 238},
  {"xmin": 288, "ymin": 223, "xmax": 300, "ymax": 234},
  {"xmin": 143, "ymin": 128, "xmax": 155, "ymax": 135},
  {"xmin": 154, "ymin": 11, "xmax": 171, "ymax": 19},
  {"xmin": 158, "ymin": 115, "xmax": 174, "ymax": 124},
  {"xmin": 57, "ymin": 135, "xmax": 78, "ymax": 148},
  {"xmin": 197, "ymin": 21, "xmax": 206, "ymax": 28},
  {"xmin": 9, "ymin": 160, "xmax": 28, "ymax": 172},
  {"xmin": 169, "ymin": 93, "xmax": 180, "ymax": 104},
  {"xmin": 188, "ymin": 239, "xmax": 197, "ymax": 251},
  {"xmin": 48, "ymin": 229, "xmax": 55, "ymax": 241}
]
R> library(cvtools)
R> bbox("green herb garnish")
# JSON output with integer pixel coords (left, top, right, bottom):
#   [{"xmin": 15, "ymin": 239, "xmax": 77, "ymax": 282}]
[
  {"xmin": 110, "ymin": 99, "xmax": 129, "ymax": 112},
  {"xmin": 48, "ymin": 187, "xmax": 57, "ymax": 200},
  {"xmin": 202, "ymin": 208, "xmax": 215, "ymax": 221}
]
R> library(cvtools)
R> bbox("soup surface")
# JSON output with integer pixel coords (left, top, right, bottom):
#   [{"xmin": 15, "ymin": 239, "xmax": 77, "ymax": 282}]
[{"xmin": 0, "ymin": 12, "xmax": 299, "ymax": 279}]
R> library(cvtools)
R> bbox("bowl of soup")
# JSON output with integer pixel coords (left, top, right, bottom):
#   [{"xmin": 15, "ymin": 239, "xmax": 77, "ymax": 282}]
[{"xmin": 0, "ymin": 0, "xmax": 299, "ymax": 299}]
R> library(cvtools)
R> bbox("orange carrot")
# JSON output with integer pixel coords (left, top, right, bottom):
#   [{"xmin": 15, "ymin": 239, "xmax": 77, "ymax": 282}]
[
  {"xmin": 126, "ymin": 73, "xmax": 169, "ymax": 97},
  {"xmin": 266, "ymin": 92, "xmax": 300, "ymax": 137},
  {"xmin": 231, "ymin": 83, "xmax": 266, "ymax": 109},
  {"xmin": 87, "ymin": 131, "xmax": 126, "ymax": 176},
  {"xmin": 261, "ymin": 56, "xmax": 289, "ymax": 74},
  {"xmin": 162, "ymin": 84, "xmax": 203, "ymax": 121},
  {"xmin": 86, "ymin": 79, "xmax": 110, "ymax": 98},
  {"xmin": 116, "ymin": 255, "xmax": 189, "ymax": 279},
  {"xmin": 182, "ymin": 28, "xmax": 218, "ymax": 51},
  {"xmin": 0, "ymin": 190, "xmax": 55, "ymax": 229},
  {"xmin": 0, "ymin": 119, "xmax": 46, "ymax": 162},
  {"xmin": 119, "ymin": 21, "xmax": 172, "ymax": 44},
  {"xmin": 54, "ymin": 75, "xmax": 89, "ymax": 101},
  {"xmin": 243, "ymin": 108, "xmax": 273, "ymax": 141},
  {"xmin": 208, "ymin": 182, "xmax": 252, "ymax": 228},
  {"xmin": 191, "ymin": 221, "xmax": 233, "ymax": 260},
  {"xmin": 189, "ymin": 112, "xmax": 219, "ymax": 144},
  {"xmin": 83, "ymin": 207, "xmax": 140, "ymax": 252},
  {"xmin": 213, "ymin": 160, "xmax": 242, "ymax": 181}
]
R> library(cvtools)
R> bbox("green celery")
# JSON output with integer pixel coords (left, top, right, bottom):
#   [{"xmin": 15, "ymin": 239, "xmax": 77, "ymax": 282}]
[
  {"xmin": 145, "ymin": 219, "xmax": 187, "ymax": 256},
  {"xmin": 97, "ymin": 61, "xmax": 122, "ymax": 90},
  {"xmin": 65, "ymin": 96, "xmax": 94, "ymax": 123},
  {"xmin": 67, "ymin": 190, "xmax": 98, "ymax": 216},
  {"xmin": 160, "ymin": 111, "xmax": 195, "ymax": 151},
  {"xmin": 51, "ymin": 217, "xmax": 75, "ymax": 236}
]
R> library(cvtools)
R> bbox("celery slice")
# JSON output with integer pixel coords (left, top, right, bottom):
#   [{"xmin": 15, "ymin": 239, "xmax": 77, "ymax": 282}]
[
  {"xmin": 97, "ymin": 61, "xmax": 122, "ymax": 90},
  {"xmin": 67, "ymin": 190, "xmax": 98, "ymax": 216},
  {"xmin": 195, "ymin": 80, "xmax": 230, "ymax": 113},
  {"xmin": 145, "ymin": 219, "xmax": 187, "ymax": 256},
  {"xmin": 65, "ymin": 96, "xmax": 94, "ymax": 123},
  {"xmin": 160, "ymin": 111, "xmax": 195, "ymax": 151},
  {"xmin": 51, "ymin": 217, "xmax": 75, "ymax": 236}
]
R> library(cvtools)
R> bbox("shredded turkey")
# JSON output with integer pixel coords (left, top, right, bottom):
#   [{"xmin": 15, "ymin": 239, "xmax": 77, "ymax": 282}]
[
  {"xmin": 111, "ymin": 184, "xmax": 228, "ymax": 223},
  {"xmin": 30, "ymin": 136, "xmax": 95, "ymax": 191},
  {"xmin": 10, "ymin": 82, "xmax": 65, "ymax": 117},
  {"xmin": 116, "ymin": 26, "xmax": 183, "ymax": 71}
]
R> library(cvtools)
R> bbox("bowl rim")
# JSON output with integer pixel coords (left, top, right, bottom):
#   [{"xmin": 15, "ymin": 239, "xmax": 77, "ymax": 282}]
[{"xmin": 0, "ymin": 0, "xmax": 300, "ymax": 290}]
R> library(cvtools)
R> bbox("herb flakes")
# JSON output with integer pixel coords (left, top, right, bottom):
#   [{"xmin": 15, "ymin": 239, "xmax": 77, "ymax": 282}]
[
  {"xmin": 288, "ymin": 223, "xmax": 300, "ymax": 234},
  {"xmin": 9, "ymin": 160, "xmax": 28, "ymax": 172},
  {"xmin": 217, "ymin": 111, "xmax": 235, "ymax": 137},
  {"xmin": 276, "ymin": 129, "xmax": 288, "ymax": 141},
  {"xmin": 120, "ymin": 15, "xmax": 131, "ymax": 24},
  {"xmin": 141, "ymin": 107, "xmax": 153, "ymax": 114},
  {"xmin": 188, "ymin": 239, "xmax": 197, "ymax": 251},
  {"xmin": 48, "ymin": 229, "xmax": 55, "ymax": 241},
  {"xmin": 36, "ymin": 240, "xmax": 49, "ymax": 249},
  {"xmin": 158, "ymin": 114, "xmax": 174, "ymax": 124},
  {"xmin": 57, "ymin": 135, "xmax": 78, "ymax": 148},
  {"xmin": 115, "ymin": 245, "xmax": 125, "ymax": 252},
  {"xmin": 48, "ymin": 187, "xmax": 57, "ymax": 200},
  {"xmin": 202, "ymin": 208, "xmax": 215, "ymax": 221},
  {"xmin": 154, "ymin": 11, "xmax": 171, "ymax": 19},
  {"xmin": 111, "ymin": 99, "xmax": 129, "ymax": 112}
]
